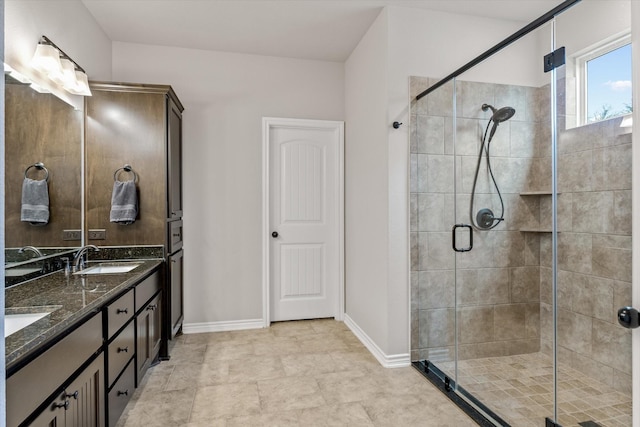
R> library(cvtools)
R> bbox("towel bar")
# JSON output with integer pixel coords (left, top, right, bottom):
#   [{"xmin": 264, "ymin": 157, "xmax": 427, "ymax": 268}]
[
  {"xmin": 113, "ymin": 164, "xmax": 138, "ymax": 183},
  {"xmin": 24, "ymin": 162, "xmax": 49, "ymax": 182}
]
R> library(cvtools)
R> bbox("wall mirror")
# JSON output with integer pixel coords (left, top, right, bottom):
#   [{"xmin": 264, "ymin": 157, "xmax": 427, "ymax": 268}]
[{"xmin": 4, "ymin": 72, "xmax": 83, "ymax": 280}]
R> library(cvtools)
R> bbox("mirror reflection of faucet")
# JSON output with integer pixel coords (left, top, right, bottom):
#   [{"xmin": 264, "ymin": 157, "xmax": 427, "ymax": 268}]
[
  {"xmin": 72, "ymin": 245, "xmax": 100, "ymax": 273},
  {"xmin": 18, "ymin": 246, "xmax": 43, "ymax": 259}
]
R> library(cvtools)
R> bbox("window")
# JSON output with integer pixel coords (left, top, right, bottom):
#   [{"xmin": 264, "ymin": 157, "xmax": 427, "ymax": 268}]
[{"xmin": 576, "ymin": 34, "xmax": 632, "ymax": 125}]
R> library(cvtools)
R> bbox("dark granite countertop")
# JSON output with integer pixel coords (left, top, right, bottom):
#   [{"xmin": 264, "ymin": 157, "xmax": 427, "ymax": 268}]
[{"xmin": 5, "ymin": 259, "xmax": 162, "ymax": 372}]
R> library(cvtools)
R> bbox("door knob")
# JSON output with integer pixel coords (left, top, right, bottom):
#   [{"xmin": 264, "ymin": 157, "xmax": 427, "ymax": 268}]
[
  {"xmin": 271, "ymin": 231, "xmax": 279, "ymax": 238},
  {"xmin": 617, "ymin": 306, "xmax": 640, "ymax": 329}
]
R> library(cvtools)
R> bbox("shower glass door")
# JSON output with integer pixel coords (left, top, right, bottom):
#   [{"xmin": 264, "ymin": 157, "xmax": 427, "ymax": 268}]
[
  {"xmin": 450, "ymin": 19, "xmax": 557, "ymax": 426},
  {"xmin": 412, "ymin": 2, "xmax": 636, "ymax": 425},
  {"xmin": 553, "ymin": 1, "xmax": 634, "ymax": 426}
]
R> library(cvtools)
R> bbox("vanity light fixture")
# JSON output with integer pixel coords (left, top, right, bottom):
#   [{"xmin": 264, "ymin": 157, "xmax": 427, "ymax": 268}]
[{"xmin": 30, "ymin": 35, "xmax": 92, "ymax": 97}]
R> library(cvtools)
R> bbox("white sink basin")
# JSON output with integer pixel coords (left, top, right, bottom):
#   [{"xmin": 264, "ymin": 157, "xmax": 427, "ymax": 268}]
[
  {"xmin": 74, "ymin": 263, "xmax": 140, "ymax": 275},
  {"xmin": 5, "ymin": 267, "xmax": 41, "ymax": 277},
  {"xmin": 5, "ymin": 312, "xmax": 50, "ymax": 337}
]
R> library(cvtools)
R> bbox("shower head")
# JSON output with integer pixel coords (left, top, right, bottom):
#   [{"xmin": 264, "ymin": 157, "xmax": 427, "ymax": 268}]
[
  {"xmin": 482, "ymin": 104, "xmax": 516, "ymax": 123},
  {"xmin": 482, "ymin": 103, "xmax": 516, "ymax": 143}
]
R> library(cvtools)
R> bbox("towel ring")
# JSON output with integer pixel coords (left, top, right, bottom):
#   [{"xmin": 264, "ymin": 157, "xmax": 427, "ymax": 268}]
[
  {"xmin": 114, "ymin": 164, "xmax": 138, "ymax": 183},
  {"xmin": 24, "ymin": 162, "xmax": 49, "ymax": 182}
]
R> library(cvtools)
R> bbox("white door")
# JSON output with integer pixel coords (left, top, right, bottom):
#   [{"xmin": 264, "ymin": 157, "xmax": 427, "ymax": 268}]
[{"xmin": 264, "ymin": 118, "xmax": 343, "ymax": 322}]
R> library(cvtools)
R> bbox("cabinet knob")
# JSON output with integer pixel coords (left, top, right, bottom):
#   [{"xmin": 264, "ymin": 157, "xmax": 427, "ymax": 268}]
[
  {"xmin": 64, "ymin": 390, "xmax": 79, "ymax": 400},
  {"xmin": 53, "ymin": 400, "xmax": 70, "ymax": 410},
  {"xmin": 117, "ymin": 390, "xmax": 129, "ymax": 397},
  {"xmin": 147, "ymin": 304, "xmax": 157, "ymax": 311},
  {"xmin": 116, "ymin": 308, "xmax": 128, "ymax": 315},
  {"xmin": 117, "ymin": 346, "xmax": 129, "ymax": 353}
]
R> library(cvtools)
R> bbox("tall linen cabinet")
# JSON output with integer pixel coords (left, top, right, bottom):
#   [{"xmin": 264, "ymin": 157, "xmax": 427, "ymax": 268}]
[{"xmin": 85, "ymin": 82, "xmax": 184, "ymax": 357}]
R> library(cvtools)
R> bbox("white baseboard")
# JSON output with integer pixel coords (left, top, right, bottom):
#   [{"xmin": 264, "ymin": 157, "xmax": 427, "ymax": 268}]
[
  {"xmin": 343, "ymin": 314, "xmax": 410, "ymax": 368},
  {"xmin": 182, "ymin": 318, "xmax": 265, "ymax": 334}
]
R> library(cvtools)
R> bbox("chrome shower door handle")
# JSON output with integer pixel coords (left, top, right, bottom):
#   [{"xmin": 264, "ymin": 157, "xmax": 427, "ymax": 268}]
[{"xmin": 452, "ymin": 224, "xmax": 473, "ymax": 253}]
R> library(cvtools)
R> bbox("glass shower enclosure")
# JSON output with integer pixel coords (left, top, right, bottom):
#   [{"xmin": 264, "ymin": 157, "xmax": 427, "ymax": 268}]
[{"xmin": 410, "ymin": 1, "xmax": 634, "ymax": 426}]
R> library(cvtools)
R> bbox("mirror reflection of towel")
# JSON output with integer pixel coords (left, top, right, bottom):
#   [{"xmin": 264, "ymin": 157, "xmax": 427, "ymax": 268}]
[
  {"xmin": 21, "ymin": 178, "xmax": 50, "ymax": 225},
  {"xmin": 110, "ymin": 180, "xmax": 138, "ymax": 224}
]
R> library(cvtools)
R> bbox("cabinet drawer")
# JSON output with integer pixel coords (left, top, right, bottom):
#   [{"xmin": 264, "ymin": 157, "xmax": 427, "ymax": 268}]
[
  {"xmin": 107, "ymin": 289, "xmax": 134, "ymax": 339},
  {"xmin": 6, "ymin": 313, "xmax": 102, "ymax": 427},
  {"xmin": 108, "ymin": 321, "xmax": 135, "ymax": 387},
  {"xmin": 135, "ymin": 271, "xmax": 161, "ymax": 312},
  {"xmin": 108, "ymin": 359, "xmax": 135, "ymax": 427},
  {"xmin": 168, "ymin": 219, "xmax": 183, "ymax": 253}
]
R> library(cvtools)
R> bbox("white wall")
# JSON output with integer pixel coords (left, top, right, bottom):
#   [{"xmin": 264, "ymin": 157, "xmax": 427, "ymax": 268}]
[
  {"xmin": 112, "ymin": 42, "xmax": 344, "ymax": 325},
  {"xmin": 344, "ymin": 9, "xmax": 391, "ymax": 354},
  {"xmin": 556, "ymin": 0, "xmax": 631, "ymax": 55},
  {"xmin": 5, "ymin": 0, "xmax": 111, "ymax": 81}
]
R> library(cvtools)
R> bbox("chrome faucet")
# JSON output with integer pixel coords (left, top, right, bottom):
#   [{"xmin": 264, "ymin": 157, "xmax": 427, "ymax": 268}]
[
  {"xmin": 18, "ymin": 245, "xmax": 44, "ymax": 258},
  {"xmin": 73, "ymin": 245, "xmax": 100, "ymax": 272}
]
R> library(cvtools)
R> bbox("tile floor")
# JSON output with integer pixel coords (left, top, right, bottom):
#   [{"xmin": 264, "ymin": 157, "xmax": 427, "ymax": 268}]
[
  {"xmin": 437, "ymin": 353, "xmax": 632, "ymax": 427},
  {"xmin": 115, "ymin": 319, "xmax": 474, "ymax": 426}
]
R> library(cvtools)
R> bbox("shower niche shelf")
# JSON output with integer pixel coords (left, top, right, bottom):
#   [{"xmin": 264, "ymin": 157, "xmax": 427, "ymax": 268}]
[
  {"xmin": 519, "ymin": 228, "xmax": 552, "ymax": 233},
  {"xmin": 519, "ymin": 191, "xmax": 554, "ymax": 232},
  {"xmin": 519, "ymin": 191, "xmax": 552, "ymax": 196}
]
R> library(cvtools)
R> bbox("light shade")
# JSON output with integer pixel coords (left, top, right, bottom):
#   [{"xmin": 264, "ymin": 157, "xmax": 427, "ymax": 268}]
[
  {"xmin": 66, "ymin": 70, "xmax": 92, "ymax": 97},
  {"xmin": 30, "ymin": 44, "xmax": 62, "ymax": 75},
  {"xmin": 59, "ymin": 58, "xmax": 78, "ymax": 86}
]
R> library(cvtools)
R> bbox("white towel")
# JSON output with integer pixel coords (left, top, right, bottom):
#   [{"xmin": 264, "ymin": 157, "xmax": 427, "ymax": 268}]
[
  {"xmin": 110, "ymin": 180, "xmax": 138, "ymax": 224},
  {"xmin": 21, "ymin": 178, "xmax": 50, "ymax": 225}
]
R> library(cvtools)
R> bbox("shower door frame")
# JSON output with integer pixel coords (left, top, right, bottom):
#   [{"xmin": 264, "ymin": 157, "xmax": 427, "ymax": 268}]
[{"xmin": 632, "ymin": 6, "xmax": 640, "ymax": 427}]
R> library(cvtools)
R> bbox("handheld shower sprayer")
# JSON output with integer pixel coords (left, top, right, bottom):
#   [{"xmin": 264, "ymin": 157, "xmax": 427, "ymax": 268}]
[
  {"xmin": 482, "ymin": 103, "xmax": 516, "ymax": 143},
  {"xmin": 469, "ymin": 103, "xmax": 516, "ymax": 230}
]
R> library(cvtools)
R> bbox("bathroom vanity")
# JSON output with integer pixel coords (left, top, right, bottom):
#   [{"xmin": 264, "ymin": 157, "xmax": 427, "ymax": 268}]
[
  {"xmin": 4, "ymin": 74, "xmax": 185, "ymax": 426},
  {"xmin": 5, "ymin": 260, "xmax": 162, "ymax": 427}
]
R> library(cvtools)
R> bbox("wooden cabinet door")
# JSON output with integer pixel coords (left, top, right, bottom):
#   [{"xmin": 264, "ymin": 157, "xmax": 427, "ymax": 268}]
[
  {"xmin": 168, "ymin": 249, "xmax": 184, "ymax": 338},
  {"xmin": 167, "ymin": 97, "xmax": 183, "ymax": 219},
  {"xmin": 30, "ymin": 354, "xmax": 104, "ymax": 427},
  {"xmin": 64, "ymin": 354, "xmax": 104, "ymax": 427},
  {"xmin": 149, "ymin": 292, "xmax": 163, "ymax": 363},
  {"xmin": 136, "ymin": 291, "xmax": 161, "ymax": 384}
]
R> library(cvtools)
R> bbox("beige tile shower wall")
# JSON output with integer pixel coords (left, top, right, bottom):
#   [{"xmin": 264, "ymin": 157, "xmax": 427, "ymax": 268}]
[
  {"xmin": 539, "ymin": 109, "xmax": 633, "ymax": 393},
  {"xmin": 410, "ymin": 77, "xmax": 544, "ymax": 362}
]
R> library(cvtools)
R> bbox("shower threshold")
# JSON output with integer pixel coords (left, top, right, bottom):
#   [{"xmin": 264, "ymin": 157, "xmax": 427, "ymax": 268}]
[
  {"xmin": 413, "ymin": 352, "xmax": 630, "ymax": 427},
  {"xmin": 413, "ymin": 360, "xmax": 510, "ymax": 426}
]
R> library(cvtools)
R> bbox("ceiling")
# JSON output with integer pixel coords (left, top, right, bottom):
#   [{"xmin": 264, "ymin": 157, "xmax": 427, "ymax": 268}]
[{"xmin": 81, "ymin": 0, "xmax": 565, "ymax": 62}]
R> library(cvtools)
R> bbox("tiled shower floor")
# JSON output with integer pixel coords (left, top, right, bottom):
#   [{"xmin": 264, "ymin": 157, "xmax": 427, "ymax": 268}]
[{"xmin": 436, "ymin": 353, "xmax": 631, "ymax": 427}]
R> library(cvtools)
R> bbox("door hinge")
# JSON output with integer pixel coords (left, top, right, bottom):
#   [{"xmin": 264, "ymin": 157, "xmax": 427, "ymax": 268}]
[{"xmin": 544, "ymin": 47, "xmax": 566, "ymax": 73}]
